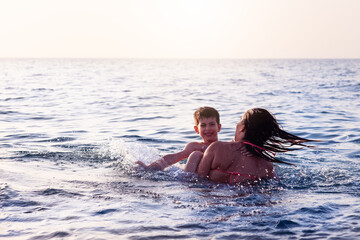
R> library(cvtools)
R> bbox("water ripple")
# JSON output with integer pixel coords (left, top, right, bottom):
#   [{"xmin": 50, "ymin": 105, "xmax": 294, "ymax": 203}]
[{"xmin": 1, "ymin": 59, "xmax": 359, "ymax": 240}]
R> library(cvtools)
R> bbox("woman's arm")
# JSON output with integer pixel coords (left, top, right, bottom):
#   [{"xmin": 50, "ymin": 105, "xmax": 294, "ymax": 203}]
[{"xmin": 196, "ymin": 142, "xmax": 220, "ymax": 178}]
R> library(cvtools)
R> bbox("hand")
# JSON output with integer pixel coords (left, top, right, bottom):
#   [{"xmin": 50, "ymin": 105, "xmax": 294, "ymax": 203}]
[
  {"xmin": 135, "ymin": 160, "xmax": 162, "ymax": 171},
  {"xmin": 135, "ymin": 160, "xmax": 149, "ymax": 169}
]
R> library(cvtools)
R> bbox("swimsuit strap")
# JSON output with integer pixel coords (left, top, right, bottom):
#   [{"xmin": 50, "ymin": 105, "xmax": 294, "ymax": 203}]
[
  {"xmin": 241, "ymin": 141, "xmax": 276, "ymax": 156},
  {"xmin": 213, "ymin": 169, "xmax": 257, "ymax": 183}
]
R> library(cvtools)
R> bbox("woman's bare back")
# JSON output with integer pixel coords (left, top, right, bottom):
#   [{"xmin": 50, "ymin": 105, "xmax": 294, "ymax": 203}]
[{"xmin": 203, "ymin": 142, "xmax": 275, "ymax": 184}]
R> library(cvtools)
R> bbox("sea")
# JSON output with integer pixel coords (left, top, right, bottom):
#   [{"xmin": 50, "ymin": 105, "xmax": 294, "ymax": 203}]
[{"xmin": 1, "ymin": 58, "xmax": 359, "ymax": 240}]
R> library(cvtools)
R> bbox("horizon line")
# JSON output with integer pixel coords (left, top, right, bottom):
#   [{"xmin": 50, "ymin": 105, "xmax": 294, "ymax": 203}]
[{"xmin": 1, "ymin": 57, "xmax": 359, "ymax": 60}]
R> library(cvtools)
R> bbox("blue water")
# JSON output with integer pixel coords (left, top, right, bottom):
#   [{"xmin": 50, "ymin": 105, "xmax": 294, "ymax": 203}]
[{"xmin": 1, "ymin": 59, "xmax": 360, "ymax": 239}]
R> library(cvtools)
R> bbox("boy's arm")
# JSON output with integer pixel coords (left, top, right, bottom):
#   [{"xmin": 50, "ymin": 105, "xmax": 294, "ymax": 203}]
[
  {"xmin": 136, "ymin": 142, "xmax": 199, "ymax": 171},
  {"xmin": 196, "ymin": 142, "xmax": 218, "ymax": 178}
]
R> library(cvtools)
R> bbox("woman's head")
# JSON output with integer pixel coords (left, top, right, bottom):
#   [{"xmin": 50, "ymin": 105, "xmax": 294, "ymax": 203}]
[
  {"xmin": 238, "ymin": 108, "xmax": 313, "ymax": 164},
  {"xmin": 241, "ymin": 108, "xmax": 278, "ymax": 146}
]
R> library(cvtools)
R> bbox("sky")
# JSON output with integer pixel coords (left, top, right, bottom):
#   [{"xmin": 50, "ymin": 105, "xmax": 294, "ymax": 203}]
[{"xmin": 1, "ymin": 0, "xmax": 359, "ymax": 59}]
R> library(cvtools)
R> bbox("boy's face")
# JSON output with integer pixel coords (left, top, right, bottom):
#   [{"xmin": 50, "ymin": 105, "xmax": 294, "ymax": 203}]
[{"xmin": 194, "ymin": 117, "xmax": 221, "ymax": 144}]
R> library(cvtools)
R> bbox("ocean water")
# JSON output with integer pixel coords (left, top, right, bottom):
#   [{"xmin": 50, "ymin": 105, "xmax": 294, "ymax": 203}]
[{"xmin": 1, "ymin": 58, "xmax": 359, "ymax": 240}]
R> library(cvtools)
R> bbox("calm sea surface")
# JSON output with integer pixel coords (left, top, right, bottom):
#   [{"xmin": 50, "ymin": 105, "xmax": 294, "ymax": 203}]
[{"xmin": 1, "ymin": 59, "xmax": 360, "ymax": 239}]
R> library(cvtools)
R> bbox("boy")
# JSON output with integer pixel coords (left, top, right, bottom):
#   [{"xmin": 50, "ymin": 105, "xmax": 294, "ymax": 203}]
[{"xmin": 136, "ymin": 106, "xmax": 221, "ymax": 170}]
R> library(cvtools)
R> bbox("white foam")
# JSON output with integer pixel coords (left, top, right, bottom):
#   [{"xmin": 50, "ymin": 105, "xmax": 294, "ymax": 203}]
[{"xmin": 99, "ymin": 139, "xmax": 160, "ymax": 165}]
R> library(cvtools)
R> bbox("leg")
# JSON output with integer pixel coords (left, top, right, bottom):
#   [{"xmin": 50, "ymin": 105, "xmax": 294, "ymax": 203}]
[{"xmin": 184, "ymin": 151, "xmax": 203, "ymax": 173}]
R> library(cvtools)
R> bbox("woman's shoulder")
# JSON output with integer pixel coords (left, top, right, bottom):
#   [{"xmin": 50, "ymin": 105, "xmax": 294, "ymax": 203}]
[
  {"xmin": 208, "ymin": 141, "xmax": 231, "ymax": 149},
  {"xmin": 206, "ymin": 141, "xmax": 235, "ymax": 154}
]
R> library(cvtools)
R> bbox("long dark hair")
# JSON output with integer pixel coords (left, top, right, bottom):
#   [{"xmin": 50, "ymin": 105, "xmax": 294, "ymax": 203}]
[{"xmin": 242, "ymin": 108, "xmax": 314, "ymax": 164}]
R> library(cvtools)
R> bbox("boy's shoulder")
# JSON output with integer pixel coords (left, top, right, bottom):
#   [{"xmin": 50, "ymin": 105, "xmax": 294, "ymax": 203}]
[{"xmin": 185, "ymin": 141, "xmax": 206, "ymax": 150}]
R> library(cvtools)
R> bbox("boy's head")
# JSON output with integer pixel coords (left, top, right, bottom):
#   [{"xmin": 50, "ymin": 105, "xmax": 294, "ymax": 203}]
[
  {"xmin": 193, "ymin": 106, "xmax": 221, "ymax": 144},
  {"xmin": 193, "ymin": 106, "xmax": 220, "ymax": 126}
]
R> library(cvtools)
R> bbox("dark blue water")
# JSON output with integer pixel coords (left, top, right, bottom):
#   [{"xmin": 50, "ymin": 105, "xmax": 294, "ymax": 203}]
[{"xmin": 1, "ymin": 59, "xmax": 359, "ymax": 239}]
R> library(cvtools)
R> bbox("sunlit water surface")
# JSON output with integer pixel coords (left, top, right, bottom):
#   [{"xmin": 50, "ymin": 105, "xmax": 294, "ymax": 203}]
[{"xmin": 1, "ymin": 59, "xmax": 360, "ymax": 239}]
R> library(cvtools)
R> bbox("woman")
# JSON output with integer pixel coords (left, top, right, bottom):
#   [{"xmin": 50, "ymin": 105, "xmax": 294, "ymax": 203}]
[{"xmin": 185, "ymin": 108, "xmax": 314, "ymax": 184}]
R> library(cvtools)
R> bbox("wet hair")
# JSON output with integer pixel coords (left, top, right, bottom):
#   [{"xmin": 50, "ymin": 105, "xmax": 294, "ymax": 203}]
[
  {"xmin": 242, "ymin": 108, "xmax": 314, "ymax": 164},
  {"xmin": 194, "ymin": 106, "xmax": 220, "ymax": 126}
]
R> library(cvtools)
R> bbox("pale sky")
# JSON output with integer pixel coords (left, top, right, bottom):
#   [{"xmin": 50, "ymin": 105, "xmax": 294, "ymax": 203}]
[{"xmin": 1, "ymin": 0, "xmax": 359, "ymax": 59}]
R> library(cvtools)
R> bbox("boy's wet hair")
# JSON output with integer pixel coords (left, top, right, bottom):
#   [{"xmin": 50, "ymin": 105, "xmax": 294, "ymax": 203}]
[{"xmin": 194, "ymin": 106, "xmax": 220, "ymax": 125}]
